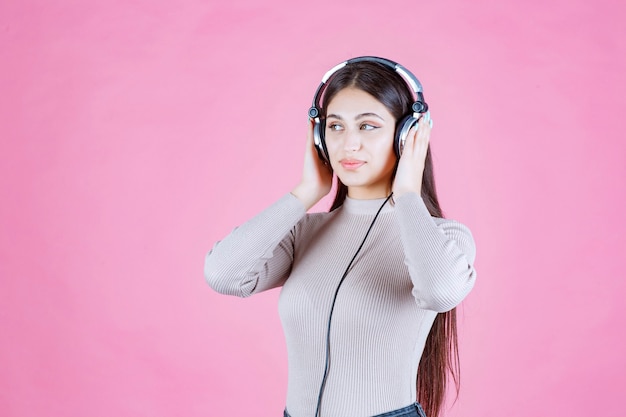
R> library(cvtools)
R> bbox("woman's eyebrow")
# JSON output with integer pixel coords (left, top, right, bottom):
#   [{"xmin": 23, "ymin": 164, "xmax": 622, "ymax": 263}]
[
  {"xmin": 326, "ymin": 112, "xmax": 385, "ymax": 121},
  {"xmin": 356, "ymin": 112, "xmax": 384, "ymax": 121}
]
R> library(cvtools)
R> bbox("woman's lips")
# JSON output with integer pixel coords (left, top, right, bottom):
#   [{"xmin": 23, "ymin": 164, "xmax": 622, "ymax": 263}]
[{"xmin": 340, "ymin": 159, "xmax": 365, "ymax": 170}]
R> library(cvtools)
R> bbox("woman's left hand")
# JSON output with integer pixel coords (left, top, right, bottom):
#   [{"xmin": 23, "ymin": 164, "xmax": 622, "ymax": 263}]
[{"xmin": 392, "ymin": 112, "xmax": 432, "ymax": 198}]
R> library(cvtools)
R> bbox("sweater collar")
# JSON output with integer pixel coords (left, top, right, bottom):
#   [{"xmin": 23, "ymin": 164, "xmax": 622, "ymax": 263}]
[{"xmin": 342, "ymin": 195, "xmax": 394, "ymax": 215}]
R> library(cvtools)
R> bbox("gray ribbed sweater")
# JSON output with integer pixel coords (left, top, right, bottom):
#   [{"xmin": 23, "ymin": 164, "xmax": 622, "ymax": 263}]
[{"xmin": 205, "ymin": 192, "xmax": 477, "ymax": 417}]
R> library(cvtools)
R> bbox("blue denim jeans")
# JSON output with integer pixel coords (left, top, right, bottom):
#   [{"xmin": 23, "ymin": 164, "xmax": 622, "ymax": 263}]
[{"xmin": 283, "ymin": 402, "xmax": 427, "ymax": 417}]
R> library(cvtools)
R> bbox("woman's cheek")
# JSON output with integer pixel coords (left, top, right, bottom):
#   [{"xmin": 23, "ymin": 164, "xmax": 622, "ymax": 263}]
[{"xmin": 325, "ymin": 141, "xmax": 341, "ymax": 164}]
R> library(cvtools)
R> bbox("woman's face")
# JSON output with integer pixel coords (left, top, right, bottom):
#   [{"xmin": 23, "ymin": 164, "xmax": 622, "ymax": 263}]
[{"xmin": 325, "ymin": 87, "xmax": 397, "ymax": 199}]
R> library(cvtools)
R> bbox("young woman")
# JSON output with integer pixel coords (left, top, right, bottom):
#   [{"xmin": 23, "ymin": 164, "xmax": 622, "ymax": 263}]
[{"xmin": 205, "ymin": 57, "xmax": 477, "ymax": 417}]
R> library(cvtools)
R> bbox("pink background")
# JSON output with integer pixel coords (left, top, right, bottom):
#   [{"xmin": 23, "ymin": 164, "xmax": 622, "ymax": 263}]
[{"xmin": 1, "ymin": 0, "xmax": 625, "ymax": 416}]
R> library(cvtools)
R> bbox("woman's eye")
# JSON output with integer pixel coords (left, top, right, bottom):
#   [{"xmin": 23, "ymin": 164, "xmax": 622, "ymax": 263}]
[
  {"xmin": 328, "ymin": 123, "xmax": 343, "ymax": 131},
  {"xmin": 360, "ymin": 124, "xmax": 377, "ymax": 131}
]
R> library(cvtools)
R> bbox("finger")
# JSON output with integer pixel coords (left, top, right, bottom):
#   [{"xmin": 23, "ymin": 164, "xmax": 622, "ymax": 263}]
[
  {"xmin": 416, "ymin": 114, "xmax": 432, "ymax": 141},
  {"xmin": 407, "ymin": 117, "xmax": 428, "ymax": 151},
  {"xmin": 401, "ymin": 112, "xmax": 433, "ymax": 156},
  {"xmin": 422, "ymin": 111, "xmax": 433, "ymax": 129},
  {"xmin": 402, "ymin": 117, "xmax": 428, "ymax": 160},
  {"xmin": 306, "ymin": 118, "xmax": 315, "ymax": 145}
]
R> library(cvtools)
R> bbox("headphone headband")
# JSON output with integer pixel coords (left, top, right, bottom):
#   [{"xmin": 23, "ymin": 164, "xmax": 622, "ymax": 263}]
[{"xmin": 309, "ymin": 56, "xmax": 426, "ymax": 117}]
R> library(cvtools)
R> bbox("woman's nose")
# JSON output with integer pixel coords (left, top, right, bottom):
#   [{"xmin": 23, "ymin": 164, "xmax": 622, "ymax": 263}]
[{"xmin": 344, "ymin": 130, "xmax": 361, "ymax": 152}]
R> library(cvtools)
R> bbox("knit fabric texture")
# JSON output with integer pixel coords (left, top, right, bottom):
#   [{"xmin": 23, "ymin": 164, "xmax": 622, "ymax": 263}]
[{"xmin": 205, "ymin": 192, "xmax": 477, "ymax": 417}]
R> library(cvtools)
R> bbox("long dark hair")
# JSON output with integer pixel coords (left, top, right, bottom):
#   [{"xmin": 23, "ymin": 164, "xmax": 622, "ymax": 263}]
[{"xmin": 320, "ymin": 61, "xmax": 459, "ymax": 417}]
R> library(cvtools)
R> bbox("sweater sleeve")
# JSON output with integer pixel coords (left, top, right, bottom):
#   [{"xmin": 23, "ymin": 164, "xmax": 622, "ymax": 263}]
[
  {"xmin": 394, "ymin": 192, "xmax": 477, "ymax": 312},
  {"xmin": 204, "ymin": 193, "xmax": 307, "ymax": 297}
]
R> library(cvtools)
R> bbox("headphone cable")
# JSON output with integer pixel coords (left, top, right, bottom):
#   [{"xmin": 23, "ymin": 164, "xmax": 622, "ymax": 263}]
[{"xmin": 314, "ymin": 193, "xmax": 394, "ymax": 417}]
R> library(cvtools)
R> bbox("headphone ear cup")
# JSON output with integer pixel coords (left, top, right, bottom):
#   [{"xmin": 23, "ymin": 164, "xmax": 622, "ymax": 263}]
[
  {"xmin": 395, "ymin": 115, "xmax": 419, "ymax": 157},
  {"xmin": 412, "ymin": 98, "xmax": 428, "ymax": 114},
  {"xmin": 313, "ymin": 118, "xmax": 330, "ymax": 164}
]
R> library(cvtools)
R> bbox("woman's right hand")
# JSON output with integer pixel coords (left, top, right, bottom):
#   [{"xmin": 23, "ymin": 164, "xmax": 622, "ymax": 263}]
[{"xmin": 291, "ymin": 119, "xmax": 333, "ymax": 210}]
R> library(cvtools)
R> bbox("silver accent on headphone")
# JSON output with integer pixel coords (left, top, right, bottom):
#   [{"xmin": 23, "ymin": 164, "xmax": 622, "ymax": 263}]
[
  {"xmin": 395, "ymin": 65, "xmax": 424, "ymax": 93},
  {"xmin": 312, "ymin": 117, "xmax": 322, "ymax": 147},
  {"xmin": 322, "ymin": 62, "xmax": 348, "ymax": 83},
  {"xmin": 397, "ymin": 113, "xmax": 420, "ymax": 155}
]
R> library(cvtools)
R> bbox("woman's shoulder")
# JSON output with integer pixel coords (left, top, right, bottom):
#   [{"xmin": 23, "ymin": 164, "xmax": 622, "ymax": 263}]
[
  {"xmin": 431, "ymin": 216, "xmax": 476, "ymax": 259},
  {"xmin": 432, "ymin": 215, "xmax": 468, "ymax": 227},
  {"xmin": 432, "ymin": 216, "xmax": 475, "ymax": 239},
  {"xmin": 432, "ymin": 215, "xmax": 472, "ymax": 231},
  {"xmin": 300, "ymin": 207, "xmax": 339, "ymax": 224},
  {"xmin": 293, "ymin": 207, "xmax": 341, "ymax": 234}
]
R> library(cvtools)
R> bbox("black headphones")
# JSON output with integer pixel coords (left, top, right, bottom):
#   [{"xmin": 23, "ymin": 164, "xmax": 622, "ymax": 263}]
[{"xmin": 308, "ymin": 56, "xmax": 429, "ymax": 165}]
